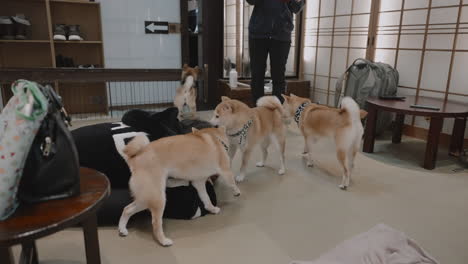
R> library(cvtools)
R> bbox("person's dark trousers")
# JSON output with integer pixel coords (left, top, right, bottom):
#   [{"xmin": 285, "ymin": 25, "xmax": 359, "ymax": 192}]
[{"xmin": 249, "ymin": 37, "xmax": 291, "ymax": 105}]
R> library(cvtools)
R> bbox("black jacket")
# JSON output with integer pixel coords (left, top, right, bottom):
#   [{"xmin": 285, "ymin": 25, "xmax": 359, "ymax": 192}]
[{"xmin": 247, "ymin": 0, "xmax": 305, "ymax": 42}]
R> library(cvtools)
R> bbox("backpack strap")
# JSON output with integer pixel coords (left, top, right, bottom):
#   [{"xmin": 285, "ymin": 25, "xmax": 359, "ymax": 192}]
[{"xmin": 334, "ymin": 58, "xmax": 373, "ymax": 107}]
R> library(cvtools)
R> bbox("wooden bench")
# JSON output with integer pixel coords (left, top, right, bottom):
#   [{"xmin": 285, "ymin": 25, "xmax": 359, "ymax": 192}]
[{"xmin": 363, "ymin": 96, "xmax": 468, "ymax": 170}]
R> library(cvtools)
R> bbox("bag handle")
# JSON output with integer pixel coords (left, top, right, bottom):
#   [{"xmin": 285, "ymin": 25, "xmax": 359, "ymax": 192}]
[
  {"xmin": 335, "ymin": 59, "xmax": 363, "ymax": 107},
  {"xmin": 41, "ymin": 85, "xmax": 72, "ymax": 126},
  {"xmin": 12, "ymin": 80, "xmax": 48, "ymax": 121}
]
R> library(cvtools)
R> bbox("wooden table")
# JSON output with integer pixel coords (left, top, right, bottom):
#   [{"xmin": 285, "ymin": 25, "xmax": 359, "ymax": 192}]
[
  {"xmin": 0, "ymin": 168, "xmax": 110, "ymax": 264},
  {"xmin": 363, "ymin": 96, "xmax": 468, "ymax": 170}
]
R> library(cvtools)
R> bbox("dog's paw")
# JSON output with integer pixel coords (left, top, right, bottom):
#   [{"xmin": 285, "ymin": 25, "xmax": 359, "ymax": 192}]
[
  {"xmin": 233, "ymin": 187, "xmax": 241, "ymax": 197},
  {"xmin": 256, "ymin": 161, "xmax": 265, "ymax": 167},
  {"xmin": 235, "ymin": 174, "xmax": 245, "ymax": 182},
  {"xmin": 118, "ymin": 228, "xmax": 129, "ymax": 237},
  {"xmin": 302, "ymin": 151, "xmax": 308, "ymax": 155},
  {"xmin": 159, "ymin": 237, "xmax": 174, "ymax": 247},
  {"xmin": 339, "ymin": 184, "xmax": 348, "ymax": 191},
  {"xmin": 207, "ymin": 206, "xmax": 221, "ymax": 214},
  {"xmin": 306, "ymin": 161, "xmax": 314, "ymax": 167},
  {"xmin": 278, "ymin": 168, "xmax": 285, "ymax": 175}
]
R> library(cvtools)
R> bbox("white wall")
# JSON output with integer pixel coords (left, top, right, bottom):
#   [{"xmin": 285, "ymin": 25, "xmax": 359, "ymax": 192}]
[
  {"xmin": 100, "ymin": 0, "xmax": 181, "ymax": 68},
  {"xmin": 99, "ymin": 0, "xmax": 181, "ymax": 107}
]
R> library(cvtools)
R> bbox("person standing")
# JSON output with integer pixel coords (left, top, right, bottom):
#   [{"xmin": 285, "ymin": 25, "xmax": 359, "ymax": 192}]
[{"xmin": 247, "ymin": 0, "xmax": 305, "ymax": 104}]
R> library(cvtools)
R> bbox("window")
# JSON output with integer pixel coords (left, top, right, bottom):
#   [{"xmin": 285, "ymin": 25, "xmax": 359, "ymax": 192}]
[
  {"xmin": 374, "ymin": 0, "xmax": 468, "ymax": 133},
  {"xmin": 302, "ymin": 0, "xmax": 373, "ymax": 105}
]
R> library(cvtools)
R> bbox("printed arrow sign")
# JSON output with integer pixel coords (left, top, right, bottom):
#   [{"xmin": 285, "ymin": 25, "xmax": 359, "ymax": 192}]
[{"xmin": 145, "ymin": 21, "xmax": 169, "ymax": 34}]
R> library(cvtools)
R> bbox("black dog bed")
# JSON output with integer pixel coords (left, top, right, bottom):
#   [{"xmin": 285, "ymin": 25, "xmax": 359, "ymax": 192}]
[{"xmin": 72, "ymin": 107, "xmax": 216, "ymax": 225}]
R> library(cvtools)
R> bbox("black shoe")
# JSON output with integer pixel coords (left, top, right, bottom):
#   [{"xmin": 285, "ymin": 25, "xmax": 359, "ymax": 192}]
[
  {"xmin": 56, "ymin": 54, "xmax": 65, "ymax": 67},
  {"xmin": 68, "ymin": 25, "xmax": 83, "ymax": 41},
  {"xmin": 11, "ymin": 14, "xmax": 31, "ymax": 40},
  {"xmin": 0, "ymin": 16, "xmax": 15, "ymax": 40},
  {"xmin": 64, "ymin": 57, "xmax": 75, "ymax": 67},
  {"xmin": 53, "ymin": 24, "xmax": 67, "ymax": 41}
]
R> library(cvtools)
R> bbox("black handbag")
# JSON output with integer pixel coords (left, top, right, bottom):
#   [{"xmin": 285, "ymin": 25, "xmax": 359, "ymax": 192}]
[{"xmin": 19, "ymin": 84, "xmax": 80, "ymax": 203}]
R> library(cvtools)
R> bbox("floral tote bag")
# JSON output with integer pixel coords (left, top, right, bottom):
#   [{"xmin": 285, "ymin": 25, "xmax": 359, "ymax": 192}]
[{"xmin": 0, "ymin": 80, "xmax": 48, "ymax": 220}]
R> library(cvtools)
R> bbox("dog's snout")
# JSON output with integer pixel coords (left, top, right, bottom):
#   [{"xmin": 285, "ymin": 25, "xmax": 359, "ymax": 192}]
[{"xmin": 214, "ymin": 125, "xmax": 219, "ymax": 128}]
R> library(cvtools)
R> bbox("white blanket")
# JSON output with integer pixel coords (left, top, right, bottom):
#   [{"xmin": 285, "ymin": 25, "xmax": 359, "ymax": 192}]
[{"xmin": 291, "ymin": 224, "xmax": 439, "ymax": 264}]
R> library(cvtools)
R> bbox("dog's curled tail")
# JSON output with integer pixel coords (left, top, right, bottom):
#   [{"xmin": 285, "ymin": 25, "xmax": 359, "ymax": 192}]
[
  {"xmin": 124, "ymin": 135, "xmax": 150, "ymax": 159},
  {"xmin": 257, "ymin": 95, "xmax": 287, "ymax": 118},
  {"xmin": 341, "ymin": 97, "xmax": 361, "ymax": 123}
]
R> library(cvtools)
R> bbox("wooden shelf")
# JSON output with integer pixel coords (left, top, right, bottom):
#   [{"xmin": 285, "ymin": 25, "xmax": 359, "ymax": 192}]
[
  {"xmin": 1, "ymin": 0, "xmax": 106, "ymax": 115},
  {"xmin": 54, "ymin": 40, "xmax": 102, "ymax": 44},
  {"xmin": 50, "ymin": 0, "xmax": 99, "ymax": 5},
  {"xmin": 0, "ymin": 40, "xmax": 50, "ymax": 43}
]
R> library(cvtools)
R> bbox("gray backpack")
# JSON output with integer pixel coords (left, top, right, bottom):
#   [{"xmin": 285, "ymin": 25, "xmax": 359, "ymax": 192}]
[{"xmin": 335, "ymin": 58, "xmax": 399, "ymax": 135}]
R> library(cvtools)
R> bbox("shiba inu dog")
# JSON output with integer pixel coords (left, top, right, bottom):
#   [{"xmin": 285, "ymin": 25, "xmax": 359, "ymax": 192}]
[
  {"xmin": 282, "ymin": 94, "xmax": 367, "ymax": 190},
  {"xmin": 118, "ymin": 127, "xmax": 240, "ymax": 246},
  {"xmin": 174, "ymin": 64, "xmax": 200, "ymax": 120},
  {"xmin": 210, "ymin": 96, "xmax": 287, "ymax": 182}
]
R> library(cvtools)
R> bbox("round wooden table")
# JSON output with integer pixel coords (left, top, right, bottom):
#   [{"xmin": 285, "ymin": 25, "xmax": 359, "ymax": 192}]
[
  {"xmin": 363, "ymin": 96, "xmax": 468, "ymax": 170},
  {"xmin": 0, "ymin": 168, "xmax": 110, "ymax": 264}
]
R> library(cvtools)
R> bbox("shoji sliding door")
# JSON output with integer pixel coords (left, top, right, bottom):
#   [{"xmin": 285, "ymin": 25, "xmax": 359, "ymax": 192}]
[
  {"xmin": 373, "ymin": 0, "xmax": 468, "ymax": 136},
  {"xmin": 303, "ymin": 0, "xmax": 373, "ymax": 106},
  {"xmin": 224, "ymin": 0, "xmax": 237, "ymax": 72}
]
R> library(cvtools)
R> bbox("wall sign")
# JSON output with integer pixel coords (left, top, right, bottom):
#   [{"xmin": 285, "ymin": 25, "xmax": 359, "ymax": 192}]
[{"xmin": 144, "ymin": 21, "xmax": 169, "ymax": 34}]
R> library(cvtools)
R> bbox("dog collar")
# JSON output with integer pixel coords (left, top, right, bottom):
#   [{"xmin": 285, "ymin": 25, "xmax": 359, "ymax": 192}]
[
  {"xmin": 294, "ymin": 102, "xmax": 311, "ymax": 123},
  {"xmin": 228, "ymin": 119, "xmax": 253, "ymax": 145}
]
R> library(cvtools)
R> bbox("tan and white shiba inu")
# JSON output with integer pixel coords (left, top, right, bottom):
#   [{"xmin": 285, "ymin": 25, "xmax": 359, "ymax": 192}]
[
  {"xmin": 117, "ymin": 127, "xmax": 240, "ymax": 247},
  {"xmin": 210, "ymin": 96, "xmax": 287, "ymax": 182},
  {"xmin": 282, "ymin": 94, "xmax": 367, "ymax": 190},
  {"xmin": 174, "ymin": 64, "xmax": 200, "ymax": 120}
]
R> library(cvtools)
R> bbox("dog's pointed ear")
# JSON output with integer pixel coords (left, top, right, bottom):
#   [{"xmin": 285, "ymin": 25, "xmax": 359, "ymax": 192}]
[
  {"xmin": 290, "ymin": 93, "xmax": 297, "ymax": 97},
  {"xmin": 221, "ymin": 102, "xmax": 232, "ymax": 112},
  {"xmin": 192, "ymin": 127, "xmax": 199, "ymax": 133},
  {"xmin": 183, "ymin": 63, "xmax": 189, "ymax": 70},
  {"xmin": 221, "ymin": 96, "xmax": 230, "ymax": 102},
  {"xmin": 281, "ymin": 94, "xmax": 289, "ymax": 102}
]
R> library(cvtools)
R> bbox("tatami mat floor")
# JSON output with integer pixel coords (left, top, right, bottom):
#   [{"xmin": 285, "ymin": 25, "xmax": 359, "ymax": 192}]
[{"xmin": 13, "ymin": 111, "xmax": 468, "ymax": 263}]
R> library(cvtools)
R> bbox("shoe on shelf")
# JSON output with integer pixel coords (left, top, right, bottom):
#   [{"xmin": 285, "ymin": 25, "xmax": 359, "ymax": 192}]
[
  {"xmin": 78, "ymin": 64, "xmax": 96, "ymax": 69},
  {"xmin": 55, "ymin": 54, "xmax": 65, "ymax": 67},
  {"xmin": 53, "ymin": 24, "xmax": 67, "ymax": 41},
  {"xmin": 68, "ymin": 25, "xmax": 83, "ymax": 41},
  {"xmin": 0, "ymin": 16, "xmax": 15, "ymax": 40},
  {"xmin": 64, "ymin": 56, "xmax": 76, "ymax": 67},
  {"xmin": 11, "ymin": 14, "xmax": 31, "ymax": 40}
]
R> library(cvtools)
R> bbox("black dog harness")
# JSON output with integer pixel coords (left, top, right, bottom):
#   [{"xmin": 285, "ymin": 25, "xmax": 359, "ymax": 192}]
[
  {"xmin": 294, "ymin": 102, "xmax": 311, "ymax": 124},
  {"xmin": 217, "ymin": 137, "xmax": 229, "ymax": 152},
  {"xmin": 228, "ymin": 119, "xmax": 253, "ymax": 145}
]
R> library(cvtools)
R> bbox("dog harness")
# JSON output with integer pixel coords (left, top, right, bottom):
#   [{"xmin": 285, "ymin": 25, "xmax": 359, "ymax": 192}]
[
  {"xmin": 228, "ymin": 119, "xmax": 253, "ymax": 145},
  {"xmin": 294, "ymin": 102, "xmax": 311, "ymax": 124},
  {"xmin": 216, "ymin": 137, "xmax": 229, "ymax": 152}
]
